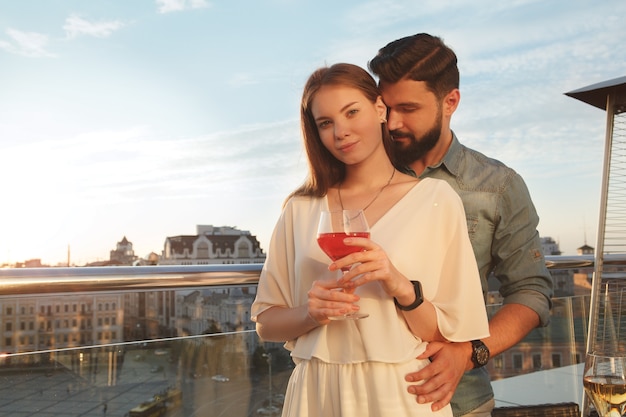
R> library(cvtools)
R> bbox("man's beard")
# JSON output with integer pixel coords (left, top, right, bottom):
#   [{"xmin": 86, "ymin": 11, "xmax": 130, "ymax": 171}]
[{"xmin": 391, "ymin": 117, "xmax": 442, "ymax": 167}]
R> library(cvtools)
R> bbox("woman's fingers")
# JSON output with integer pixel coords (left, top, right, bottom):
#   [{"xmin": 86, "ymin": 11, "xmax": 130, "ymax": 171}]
[{"xmin": 307, "ymin": 280, "xmax": 360, "ymax": 321}]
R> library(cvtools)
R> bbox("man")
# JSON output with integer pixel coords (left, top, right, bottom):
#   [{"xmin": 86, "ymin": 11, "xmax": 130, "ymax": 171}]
[{"xmin": 369, "ymin": 33, "xmax": 553, "ymax": 417}]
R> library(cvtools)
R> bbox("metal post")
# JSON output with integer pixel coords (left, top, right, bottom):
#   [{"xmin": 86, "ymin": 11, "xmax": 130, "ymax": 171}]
[{"xmin": 262, "ymin": 353, "xmax": 272, "ymax": 413}]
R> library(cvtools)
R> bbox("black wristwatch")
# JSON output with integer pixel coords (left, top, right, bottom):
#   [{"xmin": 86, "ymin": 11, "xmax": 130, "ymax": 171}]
[
  {"xmin": 470, "ymin": 339, "xmax": 490, "ymax": 368},
  {"xmin": 394, "ymin": 281, "xmax": 424, "ymax": 311}
]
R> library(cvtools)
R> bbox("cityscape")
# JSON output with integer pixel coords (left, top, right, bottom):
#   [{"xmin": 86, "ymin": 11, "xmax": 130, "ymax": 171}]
[{"xmin": 0, "ymin": 224, "xmax": 623, "ymax": 415}]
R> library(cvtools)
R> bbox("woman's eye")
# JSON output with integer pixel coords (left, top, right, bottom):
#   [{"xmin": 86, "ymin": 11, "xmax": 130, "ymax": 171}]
[
  {"xmin": 347, "ymin": 108, "xmax": 359, "ymax": 117},
  {"xmin": 318, "ymin": 120, "xmax": 331, "ymax": 129}
]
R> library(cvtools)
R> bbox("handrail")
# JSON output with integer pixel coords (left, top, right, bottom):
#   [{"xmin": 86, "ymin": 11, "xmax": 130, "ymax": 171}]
[
  {"xmin": 0, "ymin": 264, "xmax": 263, "ymax": 295},
  {"xmin": 0, "ymin": 254, "xmax": 625, "ymax": 296}
]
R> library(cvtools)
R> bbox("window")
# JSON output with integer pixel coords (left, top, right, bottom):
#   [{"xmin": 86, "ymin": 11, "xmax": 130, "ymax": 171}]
[
  {"xmin": 197, "ymin": 242, "xmax": 209, "ymax": 259},
  {"xmin": 532, "ymin": 353, "xmax": 542, "ymax": 370},
  {"xmin": 552, "ymin": 353, "xmax": 562, "ymax": 368},
  {"xmin": 5, "ymin": 322, "xmax": 12, "ymax": 331},
  {"xmin": 513, "ymin": 353, "xmax": 523, "ymax": 369}
]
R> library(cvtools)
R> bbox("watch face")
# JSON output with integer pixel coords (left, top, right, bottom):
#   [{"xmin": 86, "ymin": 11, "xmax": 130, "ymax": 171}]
[
  {"xmin": 476, "ymin": 347, "xmax": 489, "ymax": 365},
  {"xmin": 472, "ymin": 340, "xmax": 490, "ymax": 367}
]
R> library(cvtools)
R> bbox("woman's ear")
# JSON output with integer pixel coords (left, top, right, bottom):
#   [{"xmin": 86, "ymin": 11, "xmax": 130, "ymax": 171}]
[{"xmin": 375, "ymin": 96, "xmax": 387, "ymax": 122}]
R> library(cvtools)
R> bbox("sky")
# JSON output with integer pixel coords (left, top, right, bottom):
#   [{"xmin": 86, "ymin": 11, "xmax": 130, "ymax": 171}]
[{"xmin": 0, "ymin": 0, "xmax": 625, "ymax": 266}]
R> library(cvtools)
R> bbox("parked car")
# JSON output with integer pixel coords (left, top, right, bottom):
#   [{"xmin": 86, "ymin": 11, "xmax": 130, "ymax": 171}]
[
  {"xmin": 272, "ymin": 394, "xmax": 285, "ymax": 406},
  {"xmin": 256, "ymin": 405, "xmax": 281, "ymax": 416},
  {"xmin": 211, "ymin": 374, "xmax": 229, "ymax": 382}
]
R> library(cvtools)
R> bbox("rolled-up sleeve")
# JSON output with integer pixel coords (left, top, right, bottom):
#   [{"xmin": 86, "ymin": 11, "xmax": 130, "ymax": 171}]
[{"xmin": 492, "ymin": 172, "xmax": 553, "ymax": 326}]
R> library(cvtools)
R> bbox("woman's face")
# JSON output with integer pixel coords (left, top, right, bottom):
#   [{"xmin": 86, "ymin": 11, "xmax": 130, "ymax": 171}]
[{"xmin": 310, "ymin": 85, "xmax": 387, "ymax": 166}]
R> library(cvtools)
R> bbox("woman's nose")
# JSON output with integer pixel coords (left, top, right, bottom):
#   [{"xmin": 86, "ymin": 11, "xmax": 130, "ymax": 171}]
[{"xmin": 334, "ymin": 122, "xmax": 350, "ymax": 139}]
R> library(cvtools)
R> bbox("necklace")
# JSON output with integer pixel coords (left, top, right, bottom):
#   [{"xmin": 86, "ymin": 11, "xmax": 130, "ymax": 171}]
[{"xmin": 338, "ymin": 168, "xmax": 396, "ymax": 212}]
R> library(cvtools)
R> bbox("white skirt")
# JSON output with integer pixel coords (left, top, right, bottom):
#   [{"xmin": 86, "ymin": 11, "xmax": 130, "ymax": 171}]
[{"xmin": 281, "ymin": 357, "xmax": 453, "ymax": 417}]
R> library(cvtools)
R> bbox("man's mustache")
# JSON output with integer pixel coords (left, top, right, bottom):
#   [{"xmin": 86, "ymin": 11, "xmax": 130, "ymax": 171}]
[{"xmin": 390, "ymin": 130, "xmax": 415, "ymax": 141}]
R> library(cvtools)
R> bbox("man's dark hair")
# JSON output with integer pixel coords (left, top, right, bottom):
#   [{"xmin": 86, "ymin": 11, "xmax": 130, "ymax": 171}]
[{"xmin": 368, "ymin": 33, "xmax": 459, "ymax": 99}]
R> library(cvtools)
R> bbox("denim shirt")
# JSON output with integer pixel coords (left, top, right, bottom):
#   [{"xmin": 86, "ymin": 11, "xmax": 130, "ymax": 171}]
[{"xmin": 417, "ymin": 134, "xmax": 553, "ymax": 416}]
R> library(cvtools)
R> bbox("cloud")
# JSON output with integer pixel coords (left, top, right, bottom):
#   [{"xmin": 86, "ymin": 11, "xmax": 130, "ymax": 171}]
[
  {"xmin": 0, "ymin": 121, "xmax": 304, "ymax": 207},
  {"xmin": 63, "ymin": 15, "xmax": 125, "ymax": 39},
  {"xmin": 156, "ymin": 0, "xmax": 211, "ymax": 14},
  {"xmin": 0, "ymin": 28, "xmax": 55, "ymax": 57}
]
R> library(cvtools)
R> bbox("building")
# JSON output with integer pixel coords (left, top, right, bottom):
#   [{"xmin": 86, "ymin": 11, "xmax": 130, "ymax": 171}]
[
  {"xmin": 577, "ymin": 244, "xmax": 594, "ymax": 255},
  {"xmin": 110, "ymin": 236, "xmax": 138, "ymax": 265},
  {"xmin": 159, "ymin": 225, "xmax": 266, "ymax": 265},
  {"xmin": 541, "ymin": 237, "xmax": 562, "ymax": 256},
  {"xmin": 0, "ymin": 294, "xmax": 124, "ymax": 363}
]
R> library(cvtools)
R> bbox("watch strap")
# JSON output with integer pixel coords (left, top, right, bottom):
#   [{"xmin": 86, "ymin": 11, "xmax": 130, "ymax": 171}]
[{"xmin": 394, "ymin": 281, "xmax": 424, "ymax": 311}]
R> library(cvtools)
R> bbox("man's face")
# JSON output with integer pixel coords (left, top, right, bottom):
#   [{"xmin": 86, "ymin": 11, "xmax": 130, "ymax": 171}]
[{"xmin": 379, "ymin": 79, "xmax": 443, "ymax": 166}]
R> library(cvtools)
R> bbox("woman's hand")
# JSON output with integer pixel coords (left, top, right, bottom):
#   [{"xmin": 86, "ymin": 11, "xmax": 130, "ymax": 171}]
[
  {"xmin": 329, "ymin": 236, "xmax": 413, "ymax": 300},
  {"xmin": 307, "ymin": 278, "xmax": 362, "ymax": 324}
]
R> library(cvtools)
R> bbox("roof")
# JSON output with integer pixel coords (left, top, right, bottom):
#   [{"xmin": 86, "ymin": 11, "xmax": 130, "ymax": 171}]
[
  {"xmin": 165, "ymin": 233, "xmax": 264, "ymax": 256},
  {"xmin": 565, "ymin": 75, "xmax": 626, "ymax": 111}
]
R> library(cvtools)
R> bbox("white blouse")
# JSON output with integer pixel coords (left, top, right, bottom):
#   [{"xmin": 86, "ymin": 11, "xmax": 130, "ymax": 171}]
[{"xmin": 252, "ymin": 177, "xmax": 489, "ymax": 364}]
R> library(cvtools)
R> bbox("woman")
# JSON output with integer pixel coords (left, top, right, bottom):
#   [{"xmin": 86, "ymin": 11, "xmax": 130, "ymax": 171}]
[{"xmin": 251, "ymin": 63, "xmax": 488, "ymax": 417}]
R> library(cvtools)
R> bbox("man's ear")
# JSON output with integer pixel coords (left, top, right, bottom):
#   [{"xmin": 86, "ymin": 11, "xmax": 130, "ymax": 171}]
[{"xmin": 443, "ymin": 89, "xmax": 460, "ymax": 116}]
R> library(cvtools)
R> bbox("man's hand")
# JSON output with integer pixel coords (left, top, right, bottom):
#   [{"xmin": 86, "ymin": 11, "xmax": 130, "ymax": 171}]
[{"xmin": 405, "ymin": 341, "xmax": 472, "ymax": 412}]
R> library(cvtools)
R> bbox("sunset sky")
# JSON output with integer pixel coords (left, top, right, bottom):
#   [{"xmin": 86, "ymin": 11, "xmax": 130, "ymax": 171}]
[{"xmin": 1, "ymin": 0, "xmax": 625, "ymax": 265}]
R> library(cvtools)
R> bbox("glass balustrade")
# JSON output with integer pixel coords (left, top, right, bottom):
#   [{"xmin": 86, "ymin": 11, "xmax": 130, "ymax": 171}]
[{"xmin": 0, "ymin": 256, "xmax": 623, "ymax": 416}]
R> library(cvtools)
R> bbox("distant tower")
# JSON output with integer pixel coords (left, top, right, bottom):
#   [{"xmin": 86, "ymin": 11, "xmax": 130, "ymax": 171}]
[
  {"xmin": 109, "ymin": 236, "xmax": 138, "ymax": 265},
  {"xmin": 577, "ymin": 229, "xmax": 594, "ymax": 255}
]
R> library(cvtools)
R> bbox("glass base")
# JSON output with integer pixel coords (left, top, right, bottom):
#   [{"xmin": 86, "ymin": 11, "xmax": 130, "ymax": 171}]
[{"xmin": 329, "ymin": 312, "xmax": 369, "ymax": 320}]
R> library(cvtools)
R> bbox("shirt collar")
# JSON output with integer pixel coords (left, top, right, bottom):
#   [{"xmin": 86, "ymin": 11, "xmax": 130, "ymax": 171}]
[{"xmin": 440, "ymin": 131, "xmax": 461, "ymax": 177}]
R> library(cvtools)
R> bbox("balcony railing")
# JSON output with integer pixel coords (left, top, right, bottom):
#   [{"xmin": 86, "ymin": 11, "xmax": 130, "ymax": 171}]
[{"xmin": 0, "ymin": 255, "xmax": 624, "ymax": 416}]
